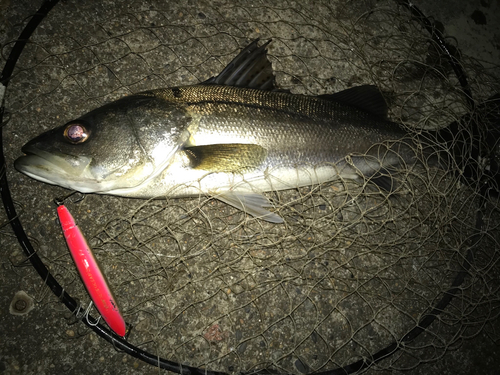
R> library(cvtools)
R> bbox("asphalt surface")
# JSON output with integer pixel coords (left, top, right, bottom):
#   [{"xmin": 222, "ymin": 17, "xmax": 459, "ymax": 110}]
[{"xmin": 1, "ymin": 1, "xmax": 499, "ymax": 374}]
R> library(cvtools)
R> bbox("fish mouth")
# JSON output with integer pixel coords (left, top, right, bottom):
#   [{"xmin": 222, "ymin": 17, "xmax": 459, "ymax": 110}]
[{"xmin": 14, "ymin": 145, "xmax": 95, "ymax": 192}]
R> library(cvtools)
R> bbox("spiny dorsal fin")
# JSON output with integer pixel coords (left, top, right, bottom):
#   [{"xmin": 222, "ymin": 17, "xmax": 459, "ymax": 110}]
[
  {"xmin": 202, "ymin": 39, "xmax": 276, "ymax": 90},
  {"xmin": 319, "ymin": 85, "xmax": 388, "ymax": 118},
  {"xmin": 184, "ymin": 143, "xmax": 267, "ymax": 173}
]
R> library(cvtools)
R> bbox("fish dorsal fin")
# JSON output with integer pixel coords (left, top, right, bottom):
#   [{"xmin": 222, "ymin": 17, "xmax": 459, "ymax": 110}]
[
  {"xmin": 202, "ymin": 39, "xmax": 276, "ymax": 90},
  {"xmin": 319, "ymin": 85, "xmax": 388, "ymax": 118},
  {"xmin": 184, "ymin": 143, "xmax": 267, "ymax": 173}
]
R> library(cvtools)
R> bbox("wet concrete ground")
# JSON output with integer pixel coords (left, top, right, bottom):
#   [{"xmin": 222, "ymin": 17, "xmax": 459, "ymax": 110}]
[{"xmin": 1, "ymin": 0, "xmax": 500, "ymax": 374}]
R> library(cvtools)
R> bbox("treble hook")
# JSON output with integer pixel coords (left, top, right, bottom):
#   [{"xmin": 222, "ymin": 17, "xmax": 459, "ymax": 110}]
[
  {"xmin": 54, "ymin": 191, "xmax": 85, "ymax": 206},
  {"xmin": 83, "ymin": 301, "xmax": 102, "ymax": 327}
]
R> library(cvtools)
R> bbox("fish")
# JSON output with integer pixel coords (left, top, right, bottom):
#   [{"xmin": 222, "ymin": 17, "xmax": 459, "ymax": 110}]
[{"xmin": 14, "ymin": 40, "xmax": 500, "ymax": 223}]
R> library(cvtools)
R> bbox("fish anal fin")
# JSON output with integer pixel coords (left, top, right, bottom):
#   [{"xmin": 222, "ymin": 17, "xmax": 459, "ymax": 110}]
[
  {"xmin": 184, "ymin": 143, "xmax": 267, "ymax": 173},
  {"xmin": 216, "ymin": 191, "xmax": 283, "ymax": 223},
  {"xmin": 349, "ymin": 155, "xmax": 398, "ymax": 192},
  {"xmin": 367, "ymin": 168, "xmax": 396, "ymax": 192}
]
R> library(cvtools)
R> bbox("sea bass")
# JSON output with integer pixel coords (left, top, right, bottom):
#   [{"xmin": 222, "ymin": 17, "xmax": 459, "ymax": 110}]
[{"xmin": 13, "ymin": 40, "xmax": 470, "ymax": 223}]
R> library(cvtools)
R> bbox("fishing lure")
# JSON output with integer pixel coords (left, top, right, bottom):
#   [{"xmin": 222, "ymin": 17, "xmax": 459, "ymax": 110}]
[{"xmin": 57, "ymin": 204, "xmax": 126, "ymax": 337}]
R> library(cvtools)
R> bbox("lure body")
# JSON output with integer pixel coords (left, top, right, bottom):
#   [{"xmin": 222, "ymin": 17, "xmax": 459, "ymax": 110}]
[{"xmin": 57, "ymin": 205, "xmax": 126, "ymax": 337}]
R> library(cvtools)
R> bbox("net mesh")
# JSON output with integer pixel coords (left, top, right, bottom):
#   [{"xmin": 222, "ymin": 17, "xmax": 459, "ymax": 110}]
[{"xmin": 2, "ymin": 0, "xmax": 500, "ymax": 373}]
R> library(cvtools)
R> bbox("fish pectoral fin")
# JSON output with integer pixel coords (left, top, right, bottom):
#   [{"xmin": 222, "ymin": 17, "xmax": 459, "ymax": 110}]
[
  {"xmin": 184, "ymin": 144, "xmax": 267, "ymax": 173},
  {"xmin": 216, "ymin": 191, "xmax": 284, "ymax": 223}
]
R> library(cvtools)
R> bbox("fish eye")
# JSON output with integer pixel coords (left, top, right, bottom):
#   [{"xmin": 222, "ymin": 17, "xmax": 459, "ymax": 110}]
[{"xmin": 63, "ymin": 122, "xmax": 89, "ymax": 144}]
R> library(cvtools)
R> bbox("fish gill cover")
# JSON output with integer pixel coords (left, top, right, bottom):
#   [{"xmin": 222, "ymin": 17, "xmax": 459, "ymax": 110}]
[{"xmin": 1, "ymin": 0, "xmax": 499, "ymax": 374}]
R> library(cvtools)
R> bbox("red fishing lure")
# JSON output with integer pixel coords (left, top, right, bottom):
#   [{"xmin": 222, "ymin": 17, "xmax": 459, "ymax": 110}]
[{"xmin": 57, "ymin": 205, "xmax": 126, "ymax": 337}]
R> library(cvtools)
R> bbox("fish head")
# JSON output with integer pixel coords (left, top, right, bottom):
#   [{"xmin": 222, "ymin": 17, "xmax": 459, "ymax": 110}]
[{"xmin": 15, "ymin": 94, "xmax": 191, "ymax": 195}]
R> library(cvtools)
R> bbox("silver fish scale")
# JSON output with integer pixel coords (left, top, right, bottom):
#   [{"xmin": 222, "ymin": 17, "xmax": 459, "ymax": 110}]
[{"xmin": 149, "ymin": 85, "xmax": 412, "ymax": 170}]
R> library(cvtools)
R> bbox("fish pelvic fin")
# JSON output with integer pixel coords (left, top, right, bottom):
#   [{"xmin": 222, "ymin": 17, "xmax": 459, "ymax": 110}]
[{"xmin": 216, "ymin": 191, "xmax": 283, "ymax": 223}]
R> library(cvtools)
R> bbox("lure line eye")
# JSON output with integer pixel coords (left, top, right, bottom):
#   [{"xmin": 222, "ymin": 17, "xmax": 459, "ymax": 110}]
[{"xmin": 64, "ymin": 123, "xmax": 89, "ymax": 144}]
